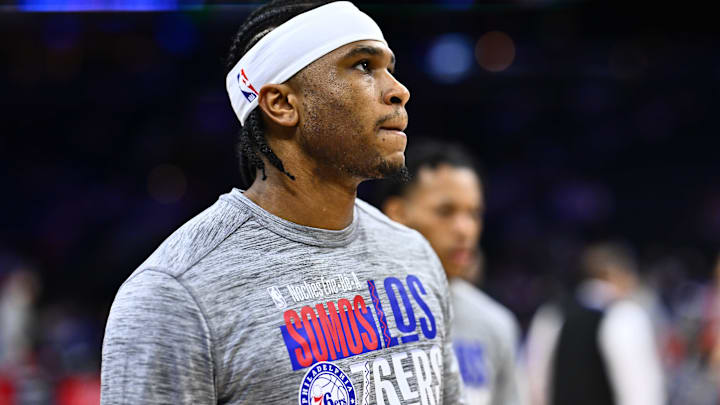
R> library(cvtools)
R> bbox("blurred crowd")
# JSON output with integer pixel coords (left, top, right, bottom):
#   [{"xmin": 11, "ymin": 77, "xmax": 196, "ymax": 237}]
[{"xmin": 0, "ymin": 258, "xmax": 100, "ymax": 404}]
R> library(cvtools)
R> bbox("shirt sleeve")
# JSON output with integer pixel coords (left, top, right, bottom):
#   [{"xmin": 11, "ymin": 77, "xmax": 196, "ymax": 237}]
[
  {"xmin": 101, "ymin": 269, "xmax": 216, "ymax": 405},
  {"xmin": 598, "ymin": 300, "xmax": 665, "ymax": 405}
]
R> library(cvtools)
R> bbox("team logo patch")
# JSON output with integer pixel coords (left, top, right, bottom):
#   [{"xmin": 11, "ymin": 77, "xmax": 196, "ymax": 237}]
[
  {"xmin": 298, "ymin": 362, "xmax": 356, "ymax": 405},
  {"xmin": 237, "ymin": 68, "xmax": 259, "ymax": 103}
]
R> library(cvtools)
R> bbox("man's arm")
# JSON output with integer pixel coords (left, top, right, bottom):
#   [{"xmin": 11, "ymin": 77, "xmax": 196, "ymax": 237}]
[
  {"xmin": 524, "ymin": 304, "xmax": 563, "ymax": 405},
  {"xmin": 101, "ymin": 269, "xmax": 216, "ymax": 404},
  {"xmin": 599, "ymin": 300, "xmax": 665, "ymax": 405}
]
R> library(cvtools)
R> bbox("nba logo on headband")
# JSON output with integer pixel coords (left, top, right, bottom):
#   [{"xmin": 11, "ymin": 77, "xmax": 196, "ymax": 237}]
[{"xmin": 237, "ymin": 69, "xmax": 259, "ymax": 103}]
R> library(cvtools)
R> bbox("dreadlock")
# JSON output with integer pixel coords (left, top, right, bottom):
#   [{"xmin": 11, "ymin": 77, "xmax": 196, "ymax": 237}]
[{"xmin": 226, "ymin": 0, "xmax": 333, "ymax": 187}]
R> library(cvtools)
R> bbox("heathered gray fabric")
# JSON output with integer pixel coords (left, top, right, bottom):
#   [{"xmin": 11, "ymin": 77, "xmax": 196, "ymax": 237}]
[
  {"xmin": 450, "ymin": 279, "xmax": 524, "ymax": 405},
  {"xmin": 101, "ymin": 188, "xmax": 465, "ymax": 405}
]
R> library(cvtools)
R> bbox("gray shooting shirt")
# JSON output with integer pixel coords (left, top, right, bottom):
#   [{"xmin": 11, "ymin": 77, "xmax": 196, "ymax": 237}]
[
  {"xmin": 101, "ymin": 188, "xmax": 465, "ymax": 405},
  {"xmin": 450, "ymin": 278, "xmax": 525, "ymax": 405}
]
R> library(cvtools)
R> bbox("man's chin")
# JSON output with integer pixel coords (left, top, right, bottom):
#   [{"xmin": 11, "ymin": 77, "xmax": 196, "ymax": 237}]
[
  {"xmin": 344, "ymin": 155, "xmax": 408, "ymax": 182},
  {"xmin": 376, "ymin": 161, "xmax": 410, "ymax": 183}
]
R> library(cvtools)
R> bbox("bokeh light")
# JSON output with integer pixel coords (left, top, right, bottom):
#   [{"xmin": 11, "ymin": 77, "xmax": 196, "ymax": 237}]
[
  {"xmin": 475, "ymin": 30, "xmax": 516, "ymax": 72},
  {"xmin": 426, "ymin": 33, "xmax": 474, "ymax": 83}
]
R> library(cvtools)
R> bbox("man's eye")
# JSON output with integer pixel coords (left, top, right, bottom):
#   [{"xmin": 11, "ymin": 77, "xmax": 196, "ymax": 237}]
[
  {"xmin": 435, "ymin": 206, "xmax": 454, "ymax": 217},
  {"xmin": 354, "ymin": 60, "xmax": 371, "ymax": 72}
]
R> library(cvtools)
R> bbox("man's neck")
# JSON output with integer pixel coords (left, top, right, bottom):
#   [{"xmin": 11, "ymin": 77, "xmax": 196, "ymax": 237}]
[{"xmin": 244, "ymin": 164, "xmax": 360, "ymax": 230}]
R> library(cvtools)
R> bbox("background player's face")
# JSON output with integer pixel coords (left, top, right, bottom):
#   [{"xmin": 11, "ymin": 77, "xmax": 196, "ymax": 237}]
[
  {"xmin": 292, "ymin": 40, "xmax": 410, "ymax": 180},
  {"xmin": 397, "ymin": 164, "xmax": 484, "ymax": 279}
]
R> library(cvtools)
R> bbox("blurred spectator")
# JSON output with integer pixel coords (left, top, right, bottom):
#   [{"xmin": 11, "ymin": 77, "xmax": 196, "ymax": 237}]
[
  {"xmin": 0, "ymin": 262, "xmax": 53, "ymax": 404},
  {"xmin": 668, "ymin": 253, "xmax": 720, "ymax": 405},
  {"xmin": 525, "ymin": 241, "xmax": 665, "ymax": 405},
  {"xmin": 376, "ymin": 140, "xmax": 526, "ymax": 405},
  {"xmin": 0, "ymin": 259, "xmax": 101, "ymax": 404},
  {"xmin": 712, "ymin": 256, "xmax": 720, "ymax": 393},
  {"xmin": 0, "ymin": 268, "xmax": 40, "ymax": 369}
]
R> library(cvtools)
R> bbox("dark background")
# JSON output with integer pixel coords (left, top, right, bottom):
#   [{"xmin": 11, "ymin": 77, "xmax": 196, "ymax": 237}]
[{"xmin": 1, "ymin": 1, "xmax": 719, "ymax": 397}]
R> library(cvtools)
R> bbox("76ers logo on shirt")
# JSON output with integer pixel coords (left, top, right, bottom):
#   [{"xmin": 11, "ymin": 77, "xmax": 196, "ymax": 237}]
[
  {"xmin": 298, "ymin": 362, "xmax": 356, "ymax": 405},
  {"xmin": 236, "ymin": 68, "xmax": 259, "ymax": 103}
]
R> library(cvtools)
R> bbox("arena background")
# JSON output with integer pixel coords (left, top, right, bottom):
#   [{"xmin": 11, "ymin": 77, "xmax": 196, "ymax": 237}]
[{"xmin": 1, "ymin": 0, "xmax": 719, "ymax": 403}]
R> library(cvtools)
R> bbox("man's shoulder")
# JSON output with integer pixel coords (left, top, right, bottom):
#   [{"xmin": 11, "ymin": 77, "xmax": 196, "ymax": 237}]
[
  {"xmin": 135, "ymin": 195, "xmax": 253, "ymax": 279},
  {"xmin": 603, "ymin": 299, "xmax": 654, "ymax": 335},
  {"xmin": 451, "ymin": 279, "xmax": 519, "ymax": 334}
]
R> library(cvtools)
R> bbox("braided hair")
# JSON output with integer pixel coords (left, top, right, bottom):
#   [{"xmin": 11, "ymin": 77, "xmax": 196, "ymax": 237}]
[{"xmin": 226, "ymin": 0, "xmax": 333, "ymax": 187}]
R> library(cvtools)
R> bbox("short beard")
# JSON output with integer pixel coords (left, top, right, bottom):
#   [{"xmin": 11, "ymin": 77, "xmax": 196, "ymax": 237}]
[
  {"xmin": 345, "ymin": 152, "xmax": 410, "ymax": 182},
  {"xmin": 376, "ymin": 160, "xmax": 410, "ymax": 183}
]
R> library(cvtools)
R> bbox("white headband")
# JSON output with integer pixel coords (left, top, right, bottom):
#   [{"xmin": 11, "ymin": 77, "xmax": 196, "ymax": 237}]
[{"xmin": 226, "ymin": 1, "xmax": 386, "ymax": 126}]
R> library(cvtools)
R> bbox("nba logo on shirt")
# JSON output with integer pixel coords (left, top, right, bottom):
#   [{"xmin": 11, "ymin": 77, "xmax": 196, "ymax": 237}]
[
  {"xmin": 237, "ymin": 68, "xmax": 259, "ymax": 103},
  {"xmin": 267, "ymin": 286, "xmax": 287, "ymax": 309}
]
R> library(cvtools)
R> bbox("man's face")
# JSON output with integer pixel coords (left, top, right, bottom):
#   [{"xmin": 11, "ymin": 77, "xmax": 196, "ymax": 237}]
[
  {"xmin": 291, "ymin": 40, "xmax": 410, "ymax": 180},
  {"xmin": 398, "ymin": 164, "xmax": 484, "ymax": 279}
]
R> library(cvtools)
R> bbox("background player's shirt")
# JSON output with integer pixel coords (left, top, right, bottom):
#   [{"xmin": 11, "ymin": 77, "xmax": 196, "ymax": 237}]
[
  {"xmin": 450, "ymin": 278, "xmax": 525, "ymax": 405},
  {"xmin": 101, "ymin": 188, "xmax": 466, "ymax": 405}
]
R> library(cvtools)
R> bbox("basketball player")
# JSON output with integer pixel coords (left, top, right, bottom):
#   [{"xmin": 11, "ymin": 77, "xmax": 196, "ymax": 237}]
[
  {"xmin": 378, "ymin": 140, "xmax": 526, "ymax": 405},
  {"xmin": 101, "ymin": 1, "xmax": 465, "ymax": 404}
]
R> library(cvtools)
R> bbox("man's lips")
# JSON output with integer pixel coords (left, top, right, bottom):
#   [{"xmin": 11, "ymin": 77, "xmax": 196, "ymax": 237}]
[
  {"xmin": 449, "ymin": 249, "xmax": 474, "ymax": 266},
  {"xmin": 376, "ymin": 112, "xmax": 408, "ymax": 133},
  {"xmin": 379, "ymin": 120, "xmax": 408, "ymax": 135},
  {"xmin": 379, "ymin": 120, "xmax": 407, "ymax": 130},
  {"xmin": 379, "ymin": 127, "xmax": 407, "ymax": 137}
]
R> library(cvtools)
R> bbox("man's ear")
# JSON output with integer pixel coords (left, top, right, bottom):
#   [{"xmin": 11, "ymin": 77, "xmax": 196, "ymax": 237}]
[
  {"xmin": 257, "ymin": 83, "xmax": 299, "ymax": 128},
  {"xmin": 382, "ymin": 197, "xmax": 407, "ymax": 224}
]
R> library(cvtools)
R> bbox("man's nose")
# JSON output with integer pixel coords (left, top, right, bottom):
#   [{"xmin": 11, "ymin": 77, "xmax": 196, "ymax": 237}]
[
  {"xmin": 453, "ymin": 213, "xmax": 478, "ymax": 241},
  {"xmin": 383, "ymin": 73, "xmax": 410, "ymax": 107}
]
